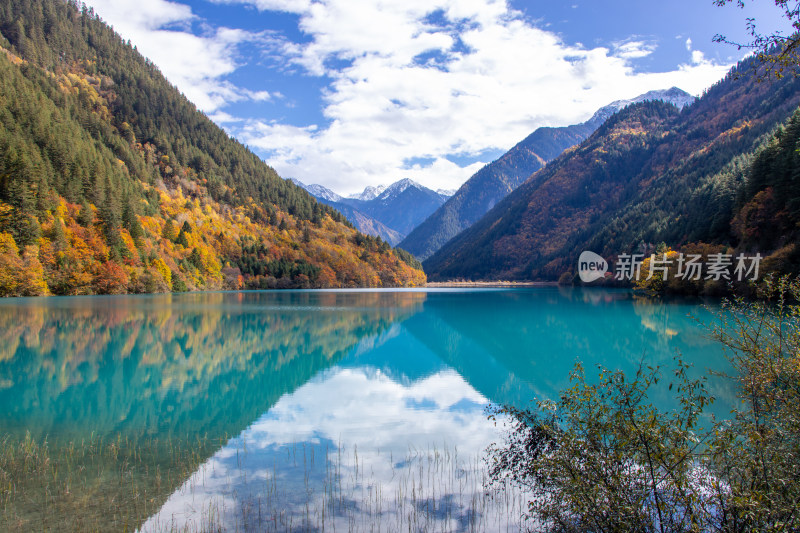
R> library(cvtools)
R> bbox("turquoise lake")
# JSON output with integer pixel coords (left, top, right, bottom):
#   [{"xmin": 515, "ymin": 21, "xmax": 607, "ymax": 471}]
[{"xmin": 0, "ymin": 288, "xmax": 735, "ymax": 531}]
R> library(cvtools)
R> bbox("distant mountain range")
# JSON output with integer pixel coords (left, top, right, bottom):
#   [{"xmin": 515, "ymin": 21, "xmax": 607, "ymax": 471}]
[
  {"xmin": 293, "ymin": 179, "xmax": 451, "ymax": 246},
  {"xmin": 423, "ymin": 57, "xmax": 800, "ymax": 283},
  {"xmin": 399, "ymin": 87, "xmax": 696, "ymax": 260}
]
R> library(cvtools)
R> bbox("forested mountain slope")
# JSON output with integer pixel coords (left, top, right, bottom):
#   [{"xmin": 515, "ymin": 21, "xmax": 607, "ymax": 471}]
[
  {"xmin": 424, "ymin": 56, "xmax": 800, "ymax": 283},
  {"xmin": 0, "ymin": 0, "xmax": 424, "ymax": 295}
]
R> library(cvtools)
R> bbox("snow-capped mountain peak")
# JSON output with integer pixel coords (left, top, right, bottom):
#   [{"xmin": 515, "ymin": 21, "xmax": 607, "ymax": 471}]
[
  {"xmin": 294, "ymin": 177, "xmax": 449, "ymax": 241},
  {"xmin": 290, "ymin": 179, "xmax": 342, "ymax": 202},
  {"xmin": 348, "ymin": 184, "xmax": 387, "ymax": 201},
  {"xmin": 307, "ymin": 184, "xmax": 342, "ymax": 202},
  {"xmin": 436, "ymin": 189, "xmax": 456, "ymax": 197},
  {"xmin": 375, "ymin": 178, "xmax": 423, "ymax": 201},
  {"xmin": 589, "ymin": 87, "xmax": 696, "ymax": 125}
]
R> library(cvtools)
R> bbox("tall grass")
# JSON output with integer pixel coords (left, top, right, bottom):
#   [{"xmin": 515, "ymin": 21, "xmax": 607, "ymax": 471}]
[
  {"xmin": 1, "ymin": 432, "xmax": 528, "ymax": 532},
  {"xmin": 144, "ymin": 441, "xmax": 527, "ymax": 532},
  {"xmin": 0, "ymin": 431, "xmax": 221, "ymax": 532}
]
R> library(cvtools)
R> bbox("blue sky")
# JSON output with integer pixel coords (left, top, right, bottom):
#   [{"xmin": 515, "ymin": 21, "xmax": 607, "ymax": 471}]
[{"xmin": 83, "ymin": 0, "xmax": 792, "ymax": 195}]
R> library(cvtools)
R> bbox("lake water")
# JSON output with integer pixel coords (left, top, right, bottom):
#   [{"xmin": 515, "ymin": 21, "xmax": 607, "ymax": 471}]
[{"xmin": 0, "ymin": 288, "xmax": 735, "ymax": 531}]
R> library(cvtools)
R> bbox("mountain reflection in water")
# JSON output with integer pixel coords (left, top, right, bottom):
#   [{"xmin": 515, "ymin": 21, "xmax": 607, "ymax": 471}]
[{"xmin": 0, "ymin": 288, "xmax": 734, "ymax": 531}]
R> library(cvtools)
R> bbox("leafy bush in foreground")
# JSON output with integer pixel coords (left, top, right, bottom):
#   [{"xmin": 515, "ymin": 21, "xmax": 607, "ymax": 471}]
[{"xmin": 489, "ymin": 276, "xmax": 800, "ymax": 532}]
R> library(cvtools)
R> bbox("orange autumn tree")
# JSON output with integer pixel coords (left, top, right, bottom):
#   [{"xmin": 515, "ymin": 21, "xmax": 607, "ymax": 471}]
[{"xmin": 0, "ymin": 232, "xmax": 48, "ymax": 296}]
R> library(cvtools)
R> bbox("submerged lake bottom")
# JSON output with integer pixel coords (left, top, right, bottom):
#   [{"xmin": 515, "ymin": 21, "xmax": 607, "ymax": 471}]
[{"xmin": 0, "ymin": 288, "xmax": 734, "ymax": 531}]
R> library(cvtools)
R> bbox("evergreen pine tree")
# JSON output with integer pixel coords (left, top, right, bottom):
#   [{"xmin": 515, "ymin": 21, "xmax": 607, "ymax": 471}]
[
  {"xmin": 78, "ymin": 198, "xmax": 93, "ymax": 227},
  {"xmin": 161, "ymin": 219, "xmax": 176, "ymax": 241},
  {"xmin": 176, "ymin": 228, "xmax": 189, "ymax": 248}
]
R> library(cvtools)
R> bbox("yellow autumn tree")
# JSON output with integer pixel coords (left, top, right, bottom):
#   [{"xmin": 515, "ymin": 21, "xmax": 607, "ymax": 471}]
[
  {"xmin": 151, "ymin": 257, "xmax": 172, "ymax": 290},
  {"xmin": 635, "ymin": 247, "xmax": 680, "ymax": 292},
  {"xmin": 0, "ymin": 233, "xmax": 23, "ymax": 296},
  {"xmin": 19, "ymin": 245, "xmax": 48, "ymax": 296}
]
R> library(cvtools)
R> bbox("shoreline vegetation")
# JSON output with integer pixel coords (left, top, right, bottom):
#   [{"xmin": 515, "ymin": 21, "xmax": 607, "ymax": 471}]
[
  {"xmin": 488, "ymin": 275, "xmax": 800, "ymax": 531},
  {"xmin": 425, "ymin": 280, "xmax": 557, "ymax": 287}
]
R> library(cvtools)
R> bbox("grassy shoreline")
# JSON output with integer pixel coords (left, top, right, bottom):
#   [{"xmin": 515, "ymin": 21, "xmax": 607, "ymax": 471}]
[{"xmin": 0, "ymin": 432, "xmax": 222, "ymax": 532}]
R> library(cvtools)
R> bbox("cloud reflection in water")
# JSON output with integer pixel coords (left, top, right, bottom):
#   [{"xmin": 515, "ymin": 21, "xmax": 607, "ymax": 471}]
[{"xmin": 141, "ymin": 364, "xmax": 524, "ymax": 532}]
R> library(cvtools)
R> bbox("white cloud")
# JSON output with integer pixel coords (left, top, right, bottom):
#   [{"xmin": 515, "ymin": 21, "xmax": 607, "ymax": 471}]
[
  {"xmin": 614, "ymin": 40, "xmax": 657, "ymax": 59},
  {"xmin": 225, "ymin": 0, "xmax": 732, "ymax": 194},
  {"xmin": 208, "ymin": 111, "xmax": 244, "ymax": 124},
  {"xmin": 685, "ymin": 36, "xmax": 714, "ymax": 67},
  {"xmin": 691, "ymin": 50, "xmax": 707, "ymax": 65},
  {"xmin": 88, "ymin": 0, "xmax": 193, "ymax": 30},
  {"xmin": 83, "ymin": 0, "xmax": 276, "ymax": 112},
  {"xmin": 87, "ymin": 0, "xmax": 735, "ymax": 195}
]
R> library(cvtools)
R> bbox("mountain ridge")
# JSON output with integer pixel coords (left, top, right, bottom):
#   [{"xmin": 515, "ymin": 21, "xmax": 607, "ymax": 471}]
[
  {"xmin": 348, "ymin": 184, "xmax": 387, "ymax": 201},
  {"xmin": 399, "ymin": 87, "xmax": 695, "ymax": 261},
  {"xmin": 291, "ymin": 178, "xmax": 405, "ymax": 245},
  {"xmin": 342, "ymin": 179, "xmax": 450, "ymax": 237},
  {"xmin": 423, "ymin": 57, "xmax": 800, "ymax": 283},
  {"xmin": 295, "ymin": 178, "xmax": 449, "ymax": 245}
]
